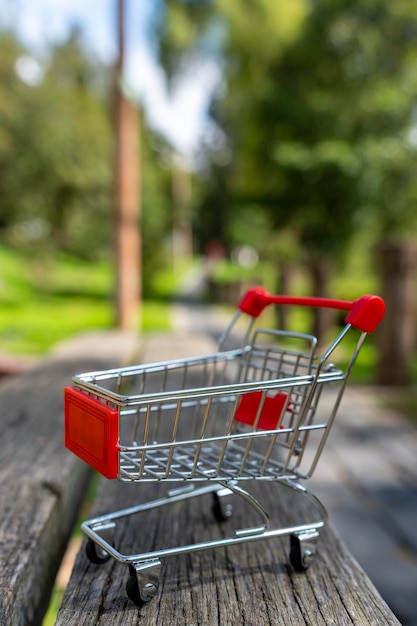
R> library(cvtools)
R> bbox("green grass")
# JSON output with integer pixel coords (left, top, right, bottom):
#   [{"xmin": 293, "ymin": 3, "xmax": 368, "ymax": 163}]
[
  {"xmin": 43, "ymin": 589, "xmax": 64, "ymax": 626},
  {"xmin": 0, "ymin": 246, "xmax": 173, "ymax": 356},
  {"xmin": 210, "ymin": 258, "xmax": 270, "ymax": 286},
  {"xmin": 0, "ymin": 247, "xmax": 113, "ymax": 355},
  {"xmin": 0, "ymin": 298, "xmax": 113, "ymax": 355}
]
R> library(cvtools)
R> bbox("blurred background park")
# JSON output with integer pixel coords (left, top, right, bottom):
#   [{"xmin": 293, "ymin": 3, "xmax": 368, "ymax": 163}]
[{"xmin": 1, "ymin": 0, "xmax": 417, "ymax": 398}]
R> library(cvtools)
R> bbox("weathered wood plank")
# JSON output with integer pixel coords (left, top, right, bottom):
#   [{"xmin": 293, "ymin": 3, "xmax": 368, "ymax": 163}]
[
  {"xmin": 0, "ymin": 331, "xmax": 137, "ymax": 626},
  {"xmin": 56, "ymin": 477, "xmax": 401, "ymax": 625},
  {"xmin": 312, "ymin": 386, "xmax": 417, "ymax": 624}
]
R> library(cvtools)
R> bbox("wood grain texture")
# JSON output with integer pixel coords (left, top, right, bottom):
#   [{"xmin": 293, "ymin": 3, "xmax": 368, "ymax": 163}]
[
  {"xmin": 56, "ymin": 474, "xmax": 401, "ymax": 625},
  {"xmin": 311, "ymin": 386, "xmax": 417, "ymax": 625},
  {"xmin": 0, "ymin": 331, "xmax": 137, "ymax": 626}
]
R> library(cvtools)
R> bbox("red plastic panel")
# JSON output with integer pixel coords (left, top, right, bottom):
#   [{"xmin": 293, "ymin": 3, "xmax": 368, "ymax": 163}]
[
  {"xmin": 64, "ymin": 387, "xmax": 119, "ymax": 479},
  {"xmin": 235, "ymin": 391, "xmax": 289, "ymax": 430}
]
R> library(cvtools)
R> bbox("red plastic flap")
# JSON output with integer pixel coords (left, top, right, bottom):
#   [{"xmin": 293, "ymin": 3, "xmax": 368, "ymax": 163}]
[
  {"xmin": 64, "ymin": 387, "xmax": 119, "ymax": 479},
  {"xmin": 235, "ymin": 391, "xmax": 289, "ymax": 430}
]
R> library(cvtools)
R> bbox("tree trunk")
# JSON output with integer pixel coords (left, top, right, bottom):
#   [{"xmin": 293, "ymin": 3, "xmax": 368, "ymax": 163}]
[
  {"xmin": 308, "ymin": 258, "xmax": 334, "ymax": 345},
  {"xmin": 376, "ymin": 240, "xmax": 417, "ymax": 386},
  {"xmin": 275, "ymin": 261, "xmax": 291, "ymax": 331},
  {"xmin": 114, "ymin": 0, "xmax": 141, "ymax": 330},
  {"xmin": 172, "ymin": 158, "xmax": 193, "ymax": 270}
]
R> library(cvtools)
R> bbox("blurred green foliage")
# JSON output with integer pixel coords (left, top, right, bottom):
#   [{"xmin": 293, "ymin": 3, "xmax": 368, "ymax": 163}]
[
  {"xmin": 0, "ymin": 26, "xmax": 173, "ymax": 291},
  {"xmin": 3, "ymin": 2, "xmax": 417, "ymax": 288},
  {"xmin": 0, "ymin": 29, "xmax": 112, "ymax": 257},
  {"xmin": 158, "ymin": 0, "xmax": 417, "ymax": 265},
  {"xmin": 155, "ymin": 0, "xmax": 417, "ymax": 387}
]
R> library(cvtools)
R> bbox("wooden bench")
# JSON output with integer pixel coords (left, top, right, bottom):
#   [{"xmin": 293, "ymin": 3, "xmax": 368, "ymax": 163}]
[
  {"xmin": 56, "ymin": 477, "xmax": 402, "ymax": 626},
  {"xmin": 0, "ymin": 331, "xmax": 402, "ymax": 625},
  {"xmin": 0, "ymin": 331, "xmax": 137, "ymax": 626}
]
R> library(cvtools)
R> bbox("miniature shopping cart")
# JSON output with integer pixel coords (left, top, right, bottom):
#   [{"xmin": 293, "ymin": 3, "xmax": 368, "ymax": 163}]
[{"xmin": 64, "ymin": 287, "xmax": 385, "ymax": 605}]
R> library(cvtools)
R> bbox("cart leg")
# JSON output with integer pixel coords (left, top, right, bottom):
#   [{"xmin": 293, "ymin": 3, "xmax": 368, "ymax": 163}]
[
  {"xmin": 126, "ymin": 559, "xmax": 161, "ymax": 605},
  {"xmin": 289, "ymin": 529, "xmax": 320, "ymax": 571},
  {"xmin": 85, "ymin": 521, "xmax": 116, "ymax": 565},
  {"xmin": 212, "ymin": 485, "xmax": 234, "ymax": 522}
]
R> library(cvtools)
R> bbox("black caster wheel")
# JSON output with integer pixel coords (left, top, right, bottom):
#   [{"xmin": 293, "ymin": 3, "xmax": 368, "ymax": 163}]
[
  {"xmin": 85, "ymin": 538, "xmax": 111, "ymax": 565},
  {"xmin": 211, "ymin": 491, "xmax": 233, "ymax": 522},
  {"xmin": 126, "ymin": 572, "xmax": 145, "ymax": 606},
  {"xmin": 289, "ymin": 532, "xmax": 317, "ymax": 572},
  {"xmin": 126, "ymin": 565, "xmax": 158, "ymax": 606}
]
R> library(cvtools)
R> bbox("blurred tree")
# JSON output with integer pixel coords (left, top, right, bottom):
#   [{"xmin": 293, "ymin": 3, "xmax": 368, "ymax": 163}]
[
  {"xmin": 0, "ymin": 27, "xmax": 173, "ymax": 298},
  {"xmin": 283, "ymin": 0, "xmax": 417, "ymax": 383},
  {"xmin": 0, "ymin": 33, "xmax": 28, "ymax": 230},
  {"xmin": 0, "ymin": 28, "xmax": 113, "ymax": 259},
  {"xmin": 155, "ymin": 0, "xmax": 306, "ymax": 251},
  {"xmin": 114, "ymin": 0, "xmax": 141, "ymax": 331},
  {"xmin": 140, "ymin": 128, "xmax": 173, "ymax": 296},
  {"xmin": 156, "ymin": 0, "xmax": 417, "ymax": 382},
  {"xmin": 233, "ymin": 0, "xmax": 417, "ymax": 376}
]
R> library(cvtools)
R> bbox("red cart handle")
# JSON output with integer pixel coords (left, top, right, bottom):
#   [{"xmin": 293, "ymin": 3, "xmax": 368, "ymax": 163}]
[{"xmin": 238, "ymin": 287, "xmax": 385, "ymax": 333}]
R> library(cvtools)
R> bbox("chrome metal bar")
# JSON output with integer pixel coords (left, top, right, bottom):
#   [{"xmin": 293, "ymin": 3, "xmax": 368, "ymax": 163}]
[
  {"xmin": 190, "ymin": 396, "xmax": 213, "ymax": 477},
  {"xmin": 82, "ymin": 478, "xmax": 327, "ymax": 566},
  {"xmin": 119, "ymin": 421, "xmax": 327, "ymax": 456},
  {"xmin": 164, "ymin": 400, "xmax": 183, "ymax": 479},
  {"xmin": 219, "ymin": 480, "xmax": 271, "ymax": 536},
  {"xmin": 305, "ymin": 331, "xmax": 367, "ymax": 478}
]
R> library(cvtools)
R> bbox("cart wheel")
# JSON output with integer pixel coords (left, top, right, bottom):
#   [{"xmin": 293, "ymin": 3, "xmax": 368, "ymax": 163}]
[
  {"xmin": 289, "ymin": 532, "xmax": 318, "ymax": 572},
  {"xmin": 126, "ymin": 564, "xmax": 159, "ymax": 606},
  {"xmin": 126, "ymin": 573, "xmax": 145, "ymax": 606},
  {"xmin": 211, "ymin": 491, "xmax": 233, "ymax": 522},
  {"xmin": 85, "ymin": 538, "xmax": 111, "ymax": 565}
]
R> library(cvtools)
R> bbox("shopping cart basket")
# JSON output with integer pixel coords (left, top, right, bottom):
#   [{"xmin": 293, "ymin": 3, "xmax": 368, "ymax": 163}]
[{"xmin": 64, "ymin": 287, "xmax": 385, "ymax": 605}]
